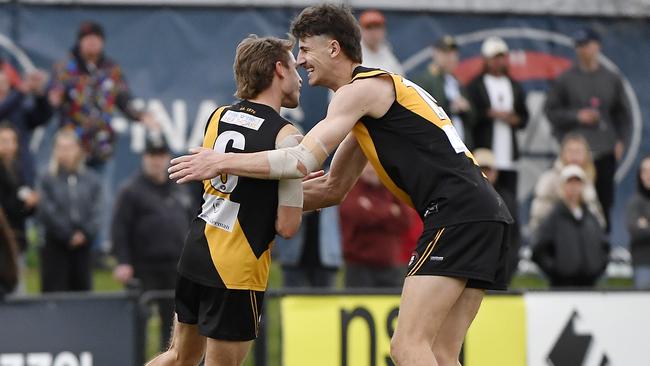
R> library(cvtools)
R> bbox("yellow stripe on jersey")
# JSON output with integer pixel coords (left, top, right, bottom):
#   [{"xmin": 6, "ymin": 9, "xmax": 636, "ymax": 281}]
[
  {"xmin": 407, "ymin": 228, "xmax": 445, "ymax": 276},
  {"xmin": 204, "ymin": 218, "xmax": 272, "ymax": 291},
  {"xmin": 351, "ymin": 69, "xmax": 389, "ymax": 81},
  {"xmin": 202, "ymin": 107, "xmax": 228, "ymax": 195},
  {"xmin": 391, "ymin": 74, "xmax": 452, "ymax": 130},
  {"xmin": 352, "ymin": 123, "xmax": 414, "ymax": 208}
]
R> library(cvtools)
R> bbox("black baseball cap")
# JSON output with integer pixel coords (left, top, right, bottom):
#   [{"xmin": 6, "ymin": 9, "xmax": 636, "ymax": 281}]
[
  {"xmin": 573, "ymin": 28, "xmax": 600, "ymax": 46},
  {"xmin": 144, "ymin": 135, "xmax": 170, "ymax": 155},
  {"xmin": 434, "ymin": 35, "xmax": 458, "ymax": 51}
]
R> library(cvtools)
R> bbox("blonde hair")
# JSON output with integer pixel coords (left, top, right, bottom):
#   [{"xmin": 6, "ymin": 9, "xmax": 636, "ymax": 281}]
[
  {"xmin": 233, "ymin": 35, "xmax": 294, "ymax": 100},
  {"xmin": 48, "ymin": 129, "xmax": 86, "ymax": 175}
]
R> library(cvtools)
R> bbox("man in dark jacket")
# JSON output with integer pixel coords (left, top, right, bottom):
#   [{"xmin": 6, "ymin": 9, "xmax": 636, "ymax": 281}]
[
  {"xmin": 532, "ymin": 165, "xmax": 610, "ymax": 287},
  {"xmin": 111, "ymin": 136, "xmax": 194, "ymax": 350},
  {"xmin": 467, "ymin": 36, "xmax": 528, "ymax": 199}
]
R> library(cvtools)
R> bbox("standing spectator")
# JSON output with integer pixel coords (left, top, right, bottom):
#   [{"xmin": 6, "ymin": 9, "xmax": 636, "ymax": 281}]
[
  {"xmin": 529, "ymin": 133, "xmax": 604, "ymax": 233},
  {"xmin": 0, "ymin": 68, "xmax": 52, "ymax": 185},
  {"xmin": 358, "ymin": 10, "xmax": 404, "ymax": 74},
  {"xmin": 467, "ymin": 36, "xmax": 528, "ymax": 199},
  {"xmin": 473, "ymin": 148, "xmax": 521, "ymax": 283},
  {"xmin": 545, "ymin": 28, "xmax": 631, "ymax": 230},
  {"xmin": 0, "ymin": 207, "xmax": 18, "ymax": 299},
  {"xmin": 626, "ymin": 155, "xmax": 650, "ymax": 289},
  {"xmin": 274, "ymin": 207, "xmax": 342, "ymax": 288},
  {"xmin": 37, "ymin": 130, "xmax": 102, "ymax": 292},
  {"xmin": 48, "ymin": 21, "xmax": 158, "ymax": 251},
  {"xmin": 340, "ymin": 163, "xmax": 410, "ymax": 288},
  {"xmin": 414, "ymin": 35, "xmax": 475, "ymax": 147},
  {"xmin": 0, "ymin": 124, "xmax": 39, "ymax": 254},
  {"xmin": 532, "ymin": 165, "xmax": 610, "ymax": 287},
  {"xmin": 111, "ymin": 136, "xmax": 194, "ymax": 350}
]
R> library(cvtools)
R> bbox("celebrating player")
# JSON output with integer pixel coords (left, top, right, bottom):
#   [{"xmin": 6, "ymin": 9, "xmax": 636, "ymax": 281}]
[
  {"xmin": 148, "ymin": 35, "xmax": 303, "ymax": 366},
  {"xmin": 169, "ymin": 5, "xmax": 513, "ymax": 366}
]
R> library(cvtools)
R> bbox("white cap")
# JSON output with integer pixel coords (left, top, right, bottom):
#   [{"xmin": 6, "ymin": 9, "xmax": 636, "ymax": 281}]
[
  {"xmin": 481, "ymin": 36, "xmax": 509, "ymax": 58},
  {"xmin": 560, "ymin": 164, "xmax": 587, "ymax": 182}
]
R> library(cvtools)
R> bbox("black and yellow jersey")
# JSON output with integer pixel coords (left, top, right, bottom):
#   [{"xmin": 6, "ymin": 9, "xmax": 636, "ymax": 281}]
[
  {"xmin": 177, "ymin": 100, "xmax": 290, "ymax": 291},
  {"xmin": 351, "ymin": 66, "xmax": 513, "ymax": 229}
]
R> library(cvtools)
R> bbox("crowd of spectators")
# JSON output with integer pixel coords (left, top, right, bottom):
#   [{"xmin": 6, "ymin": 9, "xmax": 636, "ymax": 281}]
[{"xmin": 0, "ymin": 11, "xmax": 647, "ymax": 312}]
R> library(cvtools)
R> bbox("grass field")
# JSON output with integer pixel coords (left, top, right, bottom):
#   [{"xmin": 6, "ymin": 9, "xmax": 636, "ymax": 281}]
[{"xmin": 21, "ymin": 261, "xmax": 633, "ymax": 366}]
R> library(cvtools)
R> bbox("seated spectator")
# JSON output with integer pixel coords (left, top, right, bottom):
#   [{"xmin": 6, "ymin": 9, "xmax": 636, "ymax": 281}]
[
  {"xmin": 37, "ymin": 130, "xmax": 102, "ymax": 292},
  {"xmin": 529, "ymin": 133, "xmax": 604, "ymax": 233},
  {"xmin": 532, "ymin": 165, "xmax": 610, "ymax": 287},
  {"xmin": 111, "ymin": 135, "xmax": 194, "ymax": 350},
  {"xmin": 0, "ymin": 67, "xmax": 52, "ymax": 185},
  {"xmin": 340, "ymin": 163, "xmax": 410, "ymax": 288},
  {"xmin": 626, "ymin": 155, "xmax": 650, "ymax": 289},
  {"xmin": 0, "ymin": 207, "xmax": 18, "ymax": 299},
  {"xmin": 0, "ymin": 123, "xmax": 39, "ymax": 254},
  {"xmin": 473, "ymin": 148, "xmax": 521, "ymax": 283}
]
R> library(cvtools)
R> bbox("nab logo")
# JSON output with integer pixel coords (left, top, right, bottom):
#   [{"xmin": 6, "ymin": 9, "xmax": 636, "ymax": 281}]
[{"xmin": 547, "ymin": 310, "xmax": 609, "ymax": 366}]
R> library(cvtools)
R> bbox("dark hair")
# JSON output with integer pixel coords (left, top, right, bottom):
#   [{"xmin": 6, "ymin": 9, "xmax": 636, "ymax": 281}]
[
  {"xmin": 233, "ymin": 35, "xmax": 294, "ymax": 100},
  {"xmin": 290, "ymin": 4, "xmax": 362, "ymax": 64}
]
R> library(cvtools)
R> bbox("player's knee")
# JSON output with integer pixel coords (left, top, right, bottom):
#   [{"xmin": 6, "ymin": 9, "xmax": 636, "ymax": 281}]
[{"xmin": 164, "ymin": 346, "xmax": 203, "ymax": 366}]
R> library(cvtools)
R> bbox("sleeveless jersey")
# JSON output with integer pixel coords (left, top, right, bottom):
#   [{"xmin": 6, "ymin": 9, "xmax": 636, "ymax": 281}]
[
  {"xmin": 177, "ymin": 100, "xmax": 290, "ymax": 290},
  {"xmin": 350, "ymin": 66, "xmax": 513, "ymax": 229}
]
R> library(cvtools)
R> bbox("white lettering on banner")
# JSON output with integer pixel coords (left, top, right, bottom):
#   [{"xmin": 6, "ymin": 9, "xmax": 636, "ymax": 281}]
[
  {"xmin": 0, "ymin": 353, "xmax": 92, "ymax": 366},
  {"xmin": 199, "ymin": 194, "xmax": 240, "ymax": 232},
  {"xmin": 220, "ymin": 110, "xmax": 265, "ymax": 130},
  {"xmin": 147, "ymin": 99, "xmax": 187, "ymax": 152}
]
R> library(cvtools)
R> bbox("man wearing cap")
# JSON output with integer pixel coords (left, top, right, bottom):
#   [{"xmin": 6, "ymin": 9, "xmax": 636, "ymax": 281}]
[
  {"xmin": 531, "ymin": 164, "xmax": 610, "ymax": 287},
  {"xmin": 111, "ymin": 135, "xmax": 195, "ymax": 351},
  {"xmin": 415, "ymin": 35, "xmax": 475, "ymax": 147},
  {"xmin": 358, "ymin": 9, "xmax": 404, "ymax": 74},
  {"xmin": 467, "ymin": 36, "xmax": 528, "ymax": 200},
  {"xmin": 545, "ymin": 27, "xmax": 630, "ymax": 231}
]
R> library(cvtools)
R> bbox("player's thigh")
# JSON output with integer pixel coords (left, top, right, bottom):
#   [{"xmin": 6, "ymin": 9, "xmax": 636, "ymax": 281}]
[
  {"xmin": 205, "ymin": 338, "xmax": 252, "ymax": 366},
  {"xmin": 392, "ymin": 275, "xmax": 467, "ymax": 345},
  {"xmin": 145, "ymin": 317, "xmax": 205, "ymax": 366},
  {"xmin": 432, "ymin": 287, "xmax": 484, "ymax": 358}
]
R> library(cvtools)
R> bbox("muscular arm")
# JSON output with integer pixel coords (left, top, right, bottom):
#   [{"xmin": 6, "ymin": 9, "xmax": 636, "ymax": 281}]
[
  {"xmin": 302, "ymin": 133, "xmax": 367, "ymax": 211},
  {"xmin": 274, "ymin": 124, "xmax": 304, "ymax": 238},
  {"xmin": 169, "ymin": 77, "xmax": 393, "ymax": 183}
]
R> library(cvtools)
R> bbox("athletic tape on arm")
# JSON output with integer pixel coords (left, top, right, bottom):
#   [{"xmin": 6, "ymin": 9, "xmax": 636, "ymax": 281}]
[
  {"xmin": 276, "ymin": 134, "xmax": 304, "ymax": 207},
  {"xmin": 268, "ymin": 135, "xmax": 329, "ymax": 179}
]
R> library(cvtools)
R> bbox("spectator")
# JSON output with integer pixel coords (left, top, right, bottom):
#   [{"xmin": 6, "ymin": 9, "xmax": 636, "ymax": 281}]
[
  {"xmin": 545, "ymin": 28, "xmax": 631, "ymax": 230},
  {"xmin": 0, "ymin": 123, "xmax": 39, "ymax": 253},
  {"xmin": 358, "ymin": 10, "xmax": 404, "ymax": 74},
  {"xmin": 274, "ymin": 207, "xmax": 342, "ymax": 288},
  {"xmin": 473, "ymin": 148, "xmax": 521, "ymax": 283},
  {"xmin": 0, "ymin": 67, "xmax": 52, "ymax": 185},
  {"xmin": 111, "ymin": 135, "xmax": 194, "ymax": 350},
  {"xmin": 0, "ymin": 207, "xmax": 18, "ymax": 299},
  {"xmin": 339, "ymin": 163, "xmax": 410, "ymax": 288},
  {"xmin": 37, "ymin": 130, "xmax": 102, "ymax": 292},
  {"xmin": 414, "ymin": 35, "xmax": 475, "ymax": 147},
  {"xmin": 467, "ymin": 36, "xmax": 528, "ymax": 199},
  {"xmin": 626, "ymin": 155, "xmax": 650, "ymax": 289},
  {"xmin": 529, "ymin": 132, "xmax": 605, "ymax": 233},
  {"xmin": 532, "ymin": 165, "xmax": 610, "ymax": 287}
]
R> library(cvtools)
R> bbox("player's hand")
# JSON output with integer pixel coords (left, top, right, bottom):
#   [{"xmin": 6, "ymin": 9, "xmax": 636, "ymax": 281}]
[
  {"xmin": 303, "ymin": 170, "xmax": 325, "ymax": 182},
  {"xmin": 169, "ymin": 147, "xmax": 223, "ymax": 184},
  {"xmin": 113, "ymin": 264, "xmax": 134, "ymax": 284}
]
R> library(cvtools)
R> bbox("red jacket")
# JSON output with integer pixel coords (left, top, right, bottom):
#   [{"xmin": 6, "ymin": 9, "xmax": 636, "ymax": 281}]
[{"xmin": 339, "ymin": 180, "xmax": 411, "ymax": 267}]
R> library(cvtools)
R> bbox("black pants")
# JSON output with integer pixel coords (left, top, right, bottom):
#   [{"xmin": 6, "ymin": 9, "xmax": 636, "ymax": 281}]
[
  {"xmin": 135, "ymin": 264, "xmax": 177, "ymax": 351},
  {"xmin": 40, "ymin": 243, "xmax": 92, "ymax": 292},
  {"xmin": 594, "ymin": 153, "xmax": 616, "ymax": 231}
]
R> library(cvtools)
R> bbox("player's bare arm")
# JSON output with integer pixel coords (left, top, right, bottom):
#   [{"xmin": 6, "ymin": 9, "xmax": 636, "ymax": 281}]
[
  {"xmin": 169, "ymin": 76, "xmax": 394, "ymax": 183},
  {"xmin": 274, "ymin": 124, "xmax": 304, "ymax": 238},
  {"xmin": 302, "ymin": 133, "xmax": 367, "ymax": 211}
]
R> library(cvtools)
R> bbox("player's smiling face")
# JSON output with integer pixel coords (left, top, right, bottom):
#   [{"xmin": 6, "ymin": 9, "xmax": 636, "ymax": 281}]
[
  {"xmin": 297, "ymin": 35, "xmax": 334, "ymax": 86},
  {"xmin": 280, "ymin": 51, "xmax": 302, "ymax": 109}
]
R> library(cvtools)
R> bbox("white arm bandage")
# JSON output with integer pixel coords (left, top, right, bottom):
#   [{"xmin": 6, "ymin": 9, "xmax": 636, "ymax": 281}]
[
  {"xmin": 268, "ymin": 135, "xmax": 329, "ymax": 179},
  {"xmin": 276, "ymin": 134, "xmax": 304, "ymax": 207}
]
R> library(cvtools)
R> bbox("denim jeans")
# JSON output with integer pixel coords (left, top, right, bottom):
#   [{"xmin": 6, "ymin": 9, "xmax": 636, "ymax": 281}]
[{"xmin": 634, "ymin": 265, "xmax": 650, "ymax": 290}]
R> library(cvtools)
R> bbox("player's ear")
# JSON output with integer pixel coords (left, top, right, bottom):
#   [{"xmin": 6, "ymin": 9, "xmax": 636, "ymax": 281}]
[
  {"xmin": 275, "ymin": 61, "xmax": 286, "ymax": 78},
  {"xmin": 328, "ymin": 40, "xmax": 341, "ymax": 58}
]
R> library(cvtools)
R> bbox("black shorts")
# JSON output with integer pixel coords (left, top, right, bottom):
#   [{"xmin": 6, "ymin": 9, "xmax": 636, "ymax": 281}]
[
  {"xmin": 406, "ymin": 221, "xmax": 510, "ymax": 290},
  {"xmin": 175, "ymin": 274, "xmax": 264, "ymax": 341}
]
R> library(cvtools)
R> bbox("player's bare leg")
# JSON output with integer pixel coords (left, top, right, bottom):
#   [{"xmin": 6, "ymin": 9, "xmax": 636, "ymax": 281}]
[
  {"xmin": 390, "ymin": 275, "xmax": 466, "ymax": 366},
  {"xmin": 146, "ymin": 315, "xmax": 206, "ymax": 366},
  {"xmin": 204, "ymin": 338, "xmax": 252, "ymax": 366},
  {"xmin": 432, "ymin": 287, "xmax": 485, "ymax": 366}
]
